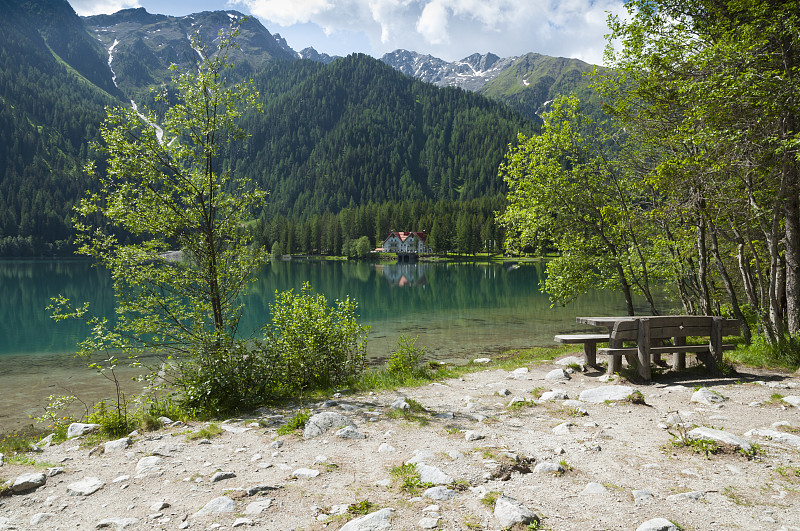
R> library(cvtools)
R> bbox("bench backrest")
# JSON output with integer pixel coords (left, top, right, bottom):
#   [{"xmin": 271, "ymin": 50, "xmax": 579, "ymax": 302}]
[{"xmin": 610, "ymin": 316, "xmax": 740, "ymax": 341}]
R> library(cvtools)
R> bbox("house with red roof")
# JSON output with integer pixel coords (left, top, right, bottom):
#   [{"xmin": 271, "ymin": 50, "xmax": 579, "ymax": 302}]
[{"xmin": 381, "ymin": 231, "xmax": 432, "ymax": 255}]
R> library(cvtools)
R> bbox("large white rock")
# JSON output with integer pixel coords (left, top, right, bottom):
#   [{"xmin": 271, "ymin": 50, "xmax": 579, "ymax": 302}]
[
  {"xmin": 636, "ymin": 518, "xmax": 680, "ymax": 531},
  {"xmin": 744, "ymin": 428, "xmax": 800, "ymax": 448},
  {"xmin": 782, "ymin": 396, "xmax": 800, "ymax": 408},
  {"xmin": 245, "ymin": 499, "xmax": 273, "ymax": 515},
  {"xmin": 66, "ymin": 423, "xmax": 100, "ymax": 438},
  {"xmin": 338, "ymin": 508, "xmax": 395, "ymax": 531},
  {"xmin": 67, "ymin": 477, "xmax": 104, "ymax": 496},
  {"xmin": 292, "ymin": 468, "xmax": 320, "ymax": 479},
  {"xmin": 534, "ymin": 462, "xmax": 565, "ymax": 475},
  {"xmin": 545, "ymin": 368, "xmax": 571, "ymax": 381},
  {"xmin": 336, "ymin": 426, "xmax": 366, "ymax": 439},
  {"xmin": 193, "ymin": 496, "xmax": 236, "ymax": 517},
  {"xmin": 580, "ymin": 482, "xmax": 608, "ymax": 495},
  {"xmin": 11, "ymin": 472, "xmax": 46, "ymax": 492},
  {"xmin": 687, "ymin": 427, "xmax": 752, "ymax": 452},
  {"xmin": 103, "ymin": 437, "xmax": 131, "ymax": 452},
  {"xmin": 135, "ymin": 456, "xmax": 163, "ymax": 474},
  {"xmin": 691, "ymin": 388, "xmax": 726, "ymax": 405},
  {"xmin": 423, "ymin": 486, "xmax": 457, "ymax": 501},
  {"xmin": 303, "ymin": 412, "xmax": 356, "ymax": 439},
  {"xmin": 579, "ymin": 385, "xmax": 636, "ymax": 403},
  {"xmin": 405, "ymin": 449, "xmax": 435, "ymax": 465},
  {"xmin": 416, "ymin": 464, "xmax": 453, "ymax": 485},
  {"xmin": 541, "ymin": 390, "xmax": 569, "ymax": 401},
  {"xmin": 95, "ymin": 517, "xmax": 139, "ymax": 529},
  {"xmin": 494, "ymin": 495, "xmax": 539, "ymax": 528}
]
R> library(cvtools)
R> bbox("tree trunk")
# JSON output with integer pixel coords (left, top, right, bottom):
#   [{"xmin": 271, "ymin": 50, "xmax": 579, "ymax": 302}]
[{"xmin": 708, "ymin": 219, "xmax": 751, "ymax": 343}]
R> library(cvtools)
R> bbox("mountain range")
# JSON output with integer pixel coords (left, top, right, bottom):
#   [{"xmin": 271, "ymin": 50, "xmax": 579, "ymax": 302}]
[{"xmin": 0, "ymin": 0, "xmax": 600, "ymax": 256}]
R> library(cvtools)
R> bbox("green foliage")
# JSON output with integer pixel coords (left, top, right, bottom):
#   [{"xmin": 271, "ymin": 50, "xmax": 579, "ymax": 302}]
[
  {"xmin": 276, "ymin": 409, "xmax": 312, "ymax": 436},
  {"xmin": 88, "ymin": 399, "xmax": 135, "ymax": 439},
  {"xmin": 265, "ymin": 282, "xmax": 369, "ymax": 394},
  {"xmin": 347, "ymin": 500, "xmax": 376, "ymax": 516},
  {"xmin": 33, "ymin": 394, "xmax": 78, "ymax": 434},
  {"xmin": 480, "ymin": 490, "xmax": 501, "ymax": 508},
  {"xmin": 186, "ymin": 423, "xmax": 223, "ymax": 441},
  {"xmin": 386, "ymin": 335, "xmax": 426, "ymax": 374},
  {"xmin": 388, "ymin": 463, "xmax": 433, "ymax": 495}
]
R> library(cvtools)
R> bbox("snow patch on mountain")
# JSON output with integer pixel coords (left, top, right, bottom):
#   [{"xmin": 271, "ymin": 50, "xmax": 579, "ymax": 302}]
[{"xmin": 380, "ymin": 50, "xmax": 517, "ymax": 92}]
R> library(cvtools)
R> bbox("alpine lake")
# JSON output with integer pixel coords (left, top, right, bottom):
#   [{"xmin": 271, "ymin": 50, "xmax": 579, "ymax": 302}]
[{"xmin": 0, "ymin": 258, "xmax": 657, "ymax": 432}]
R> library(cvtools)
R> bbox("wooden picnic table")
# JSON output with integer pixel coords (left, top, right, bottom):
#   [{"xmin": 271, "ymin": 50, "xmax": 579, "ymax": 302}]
[{"xmin": 574, "ymin": 315, "xmax": 740, "ymax": 381}]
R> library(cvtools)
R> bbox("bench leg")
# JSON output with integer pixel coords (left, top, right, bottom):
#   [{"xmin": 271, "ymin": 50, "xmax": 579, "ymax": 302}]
[
  {"xmin": 673, "ymin": 336, "xmax": 686, "ymax": 370},
  {"xmin": 583, "ymin": 342, "xmax": 597, "ymax": 367},
  {"xmin": 608, "ymin": 354, "xmax": 621, "ymax": 375}
]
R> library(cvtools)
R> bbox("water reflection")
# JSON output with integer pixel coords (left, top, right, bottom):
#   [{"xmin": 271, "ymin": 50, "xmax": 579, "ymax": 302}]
[{"xmin": 378, "ymin": 263, "xmax": 428, "ymax": 287}]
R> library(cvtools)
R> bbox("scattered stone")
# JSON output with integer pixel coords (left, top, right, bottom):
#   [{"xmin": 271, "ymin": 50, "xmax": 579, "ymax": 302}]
[
  {"xmin": 545, "ymin": 368, "xmax": 571, "ymax": 381},
  {"xmin": 270, "ymin": 440, "xmax": 284, "ymax": 449},
  {"xmin": 11, "ymin": 472, "xmax": 46, "ymax": 493},
  {"xmin": 633, "ymin": 489, "xmax": 654, "ymax": 505},
  {"xmin": 136, "ymin": 456, "xmax": 163, "ymax": 474},
  {"xmin": 95, "ymin": 517, "xmax": 138, "ymax": 529},
  {"xmin": 494, "ymin": 495, "xmax": 539, "ymax": 528},
  {"xmin": 245, "ymin": 499, "xmax": 273, "ymax": 515},
  {"xmin": 580, "ymin": 482, "xmax": 608, "ymax": 495},
  {"xmin": 744, "ymin": 428, "xmax": 800, "ymax": 448},
  {"xmin": 46, "ymin": 467, "xmax": 64, "ymax": 477},
  {"xmin": 687, "ymin": 427, "xmax": 753, "ymax": 452},
  {"xmin": 292, "ymin": 468, "xmax": 320, "ymax": 479},
  {"xmin": 508, "ymin": 367, "xmax": 529, "ymax": 379},
  {"xmin": 232, "ymin": 518, "xmax": 253, "ymax": 527},
  {"xmin": 432, "ymin": 412, "xmax": 454, "ymax": 419},
  {"xmin": 636, "ymin": 518, "xmax": 680, "ymax": 531},
  {"xmin": 66, "ymin": 422, "xmax": 100, "ymax": 438},
  {"xmin": 338, "ymin": 508, "xmax": 395, "ymax": 531},
  {"xmin": 552, "ymin": 422, "xmax": 573, "ymax": 435},
  {"xmin": 533, "ymin": 462, "xmax": 564, "ymax": 475},
  {"xmin": 303, "ymin": 412, "xmax": 356, "ymax": 439},
  {"xmin": 219, "ymin": 423, "xmax": 251, "ymax": 434},
  {"xmin": 29, "ymin": 513, "xmax": 54, "ymax": 526},
  {"xmin": 157, "ymin": 416, "xmax": 173, "ymax": 425},
  {"xmin": 193, "ymin": 496, "xmax": 236, "ymax": 517},
  {"xmin": 417, "ymin": 464, "xmax": 453, "ymax": 485},
  {"xmin": 691, "ymin": 388, "xmax": 726, "ymax": 405},
  {"xmin": 103, "ymin": 437, "xmax": 131, "ymax": 452},
  {"xmin": 337, "ymin": 426, "xmax": 366, "ymax": 439},
  {"xmin": 0, "ymin": 453, "xmax": 3, "ymax": 467},
  {"xmin": 112, "ymin": 474, "xmax": 130, "ymax": 483},
  {"xmin": 423, "ymin": 486, "xmax": 457, "ymax": 501},
  {"xmin": 211, "ymin": 471, "xmax": 236, "ymax": 482},
  {"xmin": 667, "ymin": 491, "xmax": 704, "ymax": 501},
  {"xmin": 579, "ymin": 385, "xmax": 636, "ymax": 403},
  {"xmin": 496, "ymin": 388, "xmax": 511, "ymax": 396},
  {"xmin": 150, "ymin": 501, "xmax": 170, "ymax": 512},
  {"xmin": 391, "ymin": 398, "xmax": 410, "ymax": 410},
  {"xmin": 406, "ymin": 449, "xmax": 435, "ymax": 464},
  {"xmin": 473, "ymin": 358, "xmax": 491, "ymax": 364},
  {"xmin": 152, "ymin": 443, "xmax": 185, "ymax": 456},
  {"xmin": 464, "ymin": 430, "xmax": 484, "ymax": 441},
  {"xmin": 67, "ymin": 477, "xmax": 105, "ymax": 496},
  {"xmin": 541, "ymin": 390, "xmax": 569, "ymax": 401},
  {"xmin": 782, "ymin": 396, "xmax": 800, "ymax": 408},
  {"xmin": 36, "ymin": 434, "xmax": 54, "ymax": 448},
  {"xmin": 419, "ymin": 517, "xmax": 439, "ymax": 529}
]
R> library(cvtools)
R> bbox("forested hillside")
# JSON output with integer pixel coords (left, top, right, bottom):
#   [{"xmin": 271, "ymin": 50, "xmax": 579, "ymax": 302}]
[{"xmin": 0, "ymin": 0, "xmax": 539, "ymax": 257}]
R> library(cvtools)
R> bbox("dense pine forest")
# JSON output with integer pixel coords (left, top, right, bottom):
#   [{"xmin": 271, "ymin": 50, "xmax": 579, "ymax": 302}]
[{"xmin": 0, "ymin": 0, "xmax": 555, "ymax": 258}]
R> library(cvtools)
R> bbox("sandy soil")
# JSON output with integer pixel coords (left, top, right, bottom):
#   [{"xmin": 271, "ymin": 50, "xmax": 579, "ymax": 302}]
[{"xmin": 2, "ymin": 355, "xmax": 800, "ymax": 531}]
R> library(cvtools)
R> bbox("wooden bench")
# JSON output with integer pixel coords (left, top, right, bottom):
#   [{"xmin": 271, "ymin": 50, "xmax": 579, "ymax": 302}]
[
  {"xmin": 597, "ymin": 316, "xmax": 740, "ymax": 380},
  {"xmin": 553, "ymin": 334, "xmax": 608, "ymax": 367}
]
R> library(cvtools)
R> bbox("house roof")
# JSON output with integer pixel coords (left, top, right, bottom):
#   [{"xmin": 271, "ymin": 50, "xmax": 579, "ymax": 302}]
[{"xmin": 386, "ymin": 231, "xmax": 428, "ymax": 243}]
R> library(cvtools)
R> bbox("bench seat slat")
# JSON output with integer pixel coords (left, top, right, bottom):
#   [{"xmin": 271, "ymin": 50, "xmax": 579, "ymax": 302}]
[
  {"xmin": 599, "ymin": 344, "xmax": 735, "ymax": 356},
  {"xmin": 553, "ymin": 334, "xmax": 608, "ymax": 344}
]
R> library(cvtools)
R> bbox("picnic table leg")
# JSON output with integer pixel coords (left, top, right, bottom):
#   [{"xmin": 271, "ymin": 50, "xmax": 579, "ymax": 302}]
[
  {"xmin": 608, "ymin": 337, "xmax": 622, "ymax": 375},
  {"xmin": 583, "ymin": 341, "xmax": 597, "ymax": 367},
  {"xmin": 673, "ymin": 336, "xmax": 686, "ymax": 370},
  {"xmin": 637, "ymin": 318, "xmax": 651, "ymax": 381}
]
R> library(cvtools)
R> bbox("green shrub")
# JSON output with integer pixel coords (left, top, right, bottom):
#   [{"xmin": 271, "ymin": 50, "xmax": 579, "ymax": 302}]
[
  {"xmin": 276, "ymin": 409, "xmax": 312, "ymax": 436},
  {"xmin": 88, "ymin": 399, "xmax": 135, "ymax": 438},
  {"xmin": 386, "ymin": 335, "xmax": 426, "ymax": 374},
  {"xmin": 265, "ymin": 282, "xmax": 369, "ymax": 394}
]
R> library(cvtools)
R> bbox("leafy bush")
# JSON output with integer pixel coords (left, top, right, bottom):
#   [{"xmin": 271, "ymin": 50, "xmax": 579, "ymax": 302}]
[
  {"xmin": 276, "ymin": 409, "xmax": 312, "ymax": 436},
  {"xmin": 386, "ymin": 335, "xmax": 426, "ymax": 374},
  {"xmin": 88, "ymin": 399, "xmax": 135, "ymax": 438},
  {"xmin": 265, "ymin": 282, "xmax": 369, "ymax": 394}
]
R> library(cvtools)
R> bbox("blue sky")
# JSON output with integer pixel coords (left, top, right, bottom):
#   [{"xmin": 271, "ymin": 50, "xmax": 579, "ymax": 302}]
[{"xmin": 70, "ymin": 0, "xmax": 625, "ymax": 65}]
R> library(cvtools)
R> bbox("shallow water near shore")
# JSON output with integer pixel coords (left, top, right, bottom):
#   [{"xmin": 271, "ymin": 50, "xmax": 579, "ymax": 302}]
[{"xmin": 0, "ymin": 258, "xmax": 652, "ymax": 432}]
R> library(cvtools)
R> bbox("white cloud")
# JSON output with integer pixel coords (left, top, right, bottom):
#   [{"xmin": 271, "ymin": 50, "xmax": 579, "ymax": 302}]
[
  {"xmin": 70, "ymin": 0, "xmax": 142, "ymax": 16},
  {"xmin": 232, "ymin": 0, "xmax": 624, "ymax": 64}
]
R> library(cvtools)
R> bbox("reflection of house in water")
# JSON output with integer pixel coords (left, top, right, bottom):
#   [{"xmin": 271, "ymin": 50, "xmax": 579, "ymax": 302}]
[
  {"xmin": 379, "ymin": 231, "xmax": 431, "ymax": 262},
  {"xmin": 376, "ymin": 263, "xmax": 429, "ymax": 287}
]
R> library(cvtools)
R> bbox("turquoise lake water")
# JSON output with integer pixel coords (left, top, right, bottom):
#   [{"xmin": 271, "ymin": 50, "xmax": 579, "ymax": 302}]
[{"xmin": 0, "ymin": 258, "xmax": 646, "ymax": 430}]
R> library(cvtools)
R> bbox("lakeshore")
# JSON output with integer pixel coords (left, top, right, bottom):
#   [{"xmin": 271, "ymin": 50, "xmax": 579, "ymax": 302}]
[{"xmin": 1, "ymin": 353, "xmax": 799, "ymax": 530}]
